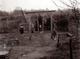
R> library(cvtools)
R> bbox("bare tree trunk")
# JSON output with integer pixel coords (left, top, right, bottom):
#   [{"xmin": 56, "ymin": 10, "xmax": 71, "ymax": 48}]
[{"xmin": 73, "ymin": 8, "xmax": 79, "ymax": 40}]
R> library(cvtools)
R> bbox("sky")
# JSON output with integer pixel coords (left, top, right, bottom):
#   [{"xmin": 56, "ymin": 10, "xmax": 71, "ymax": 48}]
[{"xmin": 0, "ymin": 0, "xmax": 80, "ymax": 12}]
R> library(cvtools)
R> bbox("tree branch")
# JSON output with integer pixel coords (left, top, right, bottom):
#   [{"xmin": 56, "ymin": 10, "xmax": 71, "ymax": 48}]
[
  {"xmin": 51, "ymin": 0, "xmax": 63, "ymax": 10},
  {"xmin": 59, "ymin": 0, "xmax": 72, "ymax": 8},
  {"xmin": 75, "ymin": 0, "xmax": 80, "ymax": 5}
]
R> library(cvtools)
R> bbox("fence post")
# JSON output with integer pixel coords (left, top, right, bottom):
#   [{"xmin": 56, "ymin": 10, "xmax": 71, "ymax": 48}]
[{"xmin": 69, "ymin": 37, "xmax": 73, "ymax": 59}]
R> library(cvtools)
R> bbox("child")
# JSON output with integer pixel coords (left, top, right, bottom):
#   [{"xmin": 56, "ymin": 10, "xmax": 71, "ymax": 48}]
[
  {"xmin": 19, "ymin": 25, "xmax": 24, "ymax": 34},
  {"xmin": 51, "ymin": 30, "xmax": 57, "ymax": 40}
]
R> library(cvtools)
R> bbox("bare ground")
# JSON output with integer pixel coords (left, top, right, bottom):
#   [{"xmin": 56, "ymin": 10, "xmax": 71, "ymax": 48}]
[{"xmin": 0, "ymin": 31, "xmax": 79, "ymax": 59}]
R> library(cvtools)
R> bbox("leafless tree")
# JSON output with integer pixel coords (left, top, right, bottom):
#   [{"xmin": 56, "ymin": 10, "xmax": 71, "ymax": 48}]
[{"xmin": 51, "ymin": 0, "xmax": 80, "ymax": 59}]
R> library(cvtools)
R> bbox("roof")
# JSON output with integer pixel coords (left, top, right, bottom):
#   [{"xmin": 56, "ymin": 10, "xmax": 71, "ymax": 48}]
[{"xmin": 25, "ymin": 10, "xmax": 56, "ymax": 14}]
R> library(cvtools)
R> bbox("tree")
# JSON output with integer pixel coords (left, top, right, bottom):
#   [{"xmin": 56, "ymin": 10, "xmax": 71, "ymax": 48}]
[{"xmin": 51, "ymin": 0, "xmax": 80, "ymax": 59}]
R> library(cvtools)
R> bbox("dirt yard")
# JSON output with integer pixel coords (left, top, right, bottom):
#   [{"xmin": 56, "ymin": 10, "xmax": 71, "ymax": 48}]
[{"xmin": 0, "ymin": 31, "xmax": 79, "ymax": 59}]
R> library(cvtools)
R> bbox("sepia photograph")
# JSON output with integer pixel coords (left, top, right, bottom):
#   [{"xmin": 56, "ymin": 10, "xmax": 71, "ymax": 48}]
[{"xmin": 0, "ymin": 0, "xmax": 80, "ymax": 59}]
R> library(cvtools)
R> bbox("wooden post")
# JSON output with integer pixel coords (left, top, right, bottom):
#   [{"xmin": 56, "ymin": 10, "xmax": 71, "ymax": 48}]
[
  {"xmin": 69, "ymin": 38, "xmax": 73, "ymax": 59},
  {"xmin": 6, "ymin": 18, "xmax": 8, "ymax": 31},
  {"xmin": 29, "ymin": 17, "xmax": 32, "ymax": 40},
  {"xmin": 42, "ymin": 17, "xmax": 44, "ymax": 32},
  {"xmin": 29, "ymin": 18, "xmax": 31, "ymax": 33},
  {"xmin": 57, "ymin": 33, "xmax": 60, "ymax": 47},
  {"xmin": 37, "ymin": 16, "xmax": 39, "ymax": 32},
  {"xmin": 51, "ymin": 15, "xmax": 53, "ymax": 32}
]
